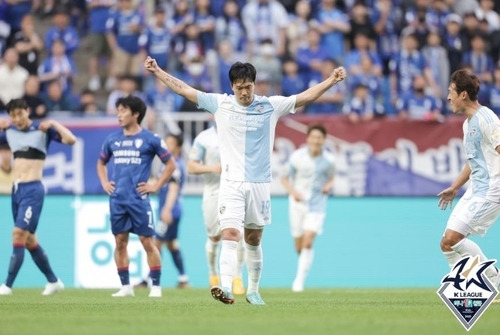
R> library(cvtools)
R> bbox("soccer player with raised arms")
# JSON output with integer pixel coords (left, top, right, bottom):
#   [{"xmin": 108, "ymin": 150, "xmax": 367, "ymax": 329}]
[
  {"xmin": 0, "ymin": 98, "xmax": 76, "ymax": 296},
  {"xmin": 145, "ymin": 56, "xmax": 346, "ymax": 304},
  {"xmin": 97, "ymin": 95, "xmax": 176, "ymax": 298}
]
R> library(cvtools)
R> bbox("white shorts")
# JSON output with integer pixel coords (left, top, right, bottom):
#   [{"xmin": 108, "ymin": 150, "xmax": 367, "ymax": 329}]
[
  {"xmin": 218, "ymin": 180, "xmax": 270, "ymax": 233},
  {"xmin": 202, "ymin": 194, "xmax": 221, "ymax": 238},
  {"xmin": 289, "ymin": 198, "xmax": 325, "ymax": 238},
  {"xmin": 445, "ymin": 194, "xmax": 500, "ymax": 237}
]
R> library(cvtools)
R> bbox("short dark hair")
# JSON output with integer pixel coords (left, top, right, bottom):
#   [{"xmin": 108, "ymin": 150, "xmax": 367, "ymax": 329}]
[
  {"xmin": 307, "ymin": 124, "xmax": 327, "ymax": 137},
  {"xmin": 450, "ymin": 69, "xmax": 480, "ymax": 101},
  {"xmin": 168, "ymin": 133, "xmax": 183, "ymax": 148},
  {"xmin": 229, "ymin": 62, "xmax": 257, "ymax": 85},
  {"xmin": 115, "ymin": 95, "xmax": 147, "ymax": 124},
  {"xmin": 6, "ymin": 99, "xmax": 28, "ymax": 113}
]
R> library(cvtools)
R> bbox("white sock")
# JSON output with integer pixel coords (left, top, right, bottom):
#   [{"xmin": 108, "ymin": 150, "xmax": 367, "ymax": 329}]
[
  {"xmin": 205, "ymin": 239, "xmax": 220, "ymax": 276},
  {"xmin": 235, "ymin": 239, "xmax": 245, "ymax": 278},
  {"xmin": 443, "ymin": 250, "xmax": 462, "ymax": 269},
  {"xmin": 452, "ymin": 239, "xmax": 497, "ymax": 278},
  {"xmin": 219, "ymin": 240, "xmax": 238, "ymax": 290},
  {"xmin": 294, "ymin": 248, "xmax": 314, "ymax": 286},
  {"xmin": 245, "ymin": 243, "xmax": 262, "ymax": 294}
]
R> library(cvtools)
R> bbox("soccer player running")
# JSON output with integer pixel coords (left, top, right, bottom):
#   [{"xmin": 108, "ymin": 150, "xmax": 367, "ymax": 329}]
[
  {"xmin": 0, "ymin": 98, "xmax": 76, "ymax": 296},
  {"xmin": 281, "ymin": 124, "xmax": 335, "ymax": 292},
  {"xmin": 438, "ymin": 69, "xmax": 500, "ymax": 286},
  {"xmin": 97, "ymin": 95, "xmax": 176, "ymax": 298},
  {"xmin": 145, "ymin": 56, "xmax": 346, "ymax": 305},
  {"xmin": 187, "ymin": 124, "xmax": 246, "ymax": 295}
]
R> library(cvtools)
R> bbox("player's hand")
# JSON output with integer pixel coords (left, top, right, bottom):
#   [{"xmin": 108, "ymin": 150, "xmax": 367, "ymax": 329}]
[
  {"xmin": 144, "ymin": 56, "xmax": 158, "ymax": 74},
  {"xmin": 212, "ymin": 163, "xmax": 222, "ymax": 174},
  {"xmin": 292, "ymin": 190, "xmax": 303, "ymax": 202},
  {"xmin": 102, "ymin": 181, "xmax": 115, "ymax": 195},
  {"xmin": 38, "ymin": 120, "xmax": 54, "ymax": 131},
  {"xmin": 136, "ymin": 181, "xmax": 156, "ymax": 195},
  {"xmin": 0, "ymin": 118, "xmax": 10, "ymax": 130},
  {"xmin": 331, "ymin": 66, "xmax": 346, "ymax": 83},
  {"xmin": 321, "ymin": 185, "xmax": 332, "ymax": 195},
  {"xmin": 437, "ymin": 187, "xmax": 457, "ymax": 210},
  {"xmin": 161, "ymin": 208, "xmax": 173, "ymax": 225}
]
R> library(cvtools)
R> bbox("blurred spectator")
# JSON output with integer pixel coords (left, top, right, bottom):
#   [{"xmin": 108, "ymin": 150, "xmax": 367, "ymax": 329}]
[
  {"xmin": 78, "ymin": 88, "xmax": 103, "ymax": 115},
  {"xmin": 347, "ymin": 54, "xmax": 383, "ymax": 103},
  {"xmin": 180, "ymin": 56, "xmax": 213, "ymax": 94},
  {"xmin": 215, "ymin": 0, "xmax": 246, "ymax": 55},
  {"xmin": 106, "ymin": 75, "xmax": 143, "ymax": 115},
  {"xmin": 486, "ymin": 66, "xmax": 500, "ymax": 115},
  {"xmin": 38, "ymin": 39, "xmax": 77, "ymax": 95},
  {"xmin": 0, "ymin": 48, "xmax": 29, "ymax": 108},
  {"xmin": 170, "ymin": 0, "xmax": 194, "ymax": 67},
  {"xmin": 316, "ymin": 0, "xmax": 351, "ymax": 62},
  {"xmin": 139, "ymin": 5, "xmax": 173, "ymax": 92},
  {"xmin": 5, "ymin": 0, "xmax": 31, "ymax": 42},
  {"xmin": 44, "ymin": 8, "xmax": 80, "ymax": 57},
  {"xmin": 250, "ymin": 39, "xmax": 282, "ymax": 95},
  {"xmin": 254, "ymin": 72, "xmax": 272, "ymax": 96},
  {"xmin": 176, "ymin": 23, "xmax": 204, "ymax": 69},
  {"xmin": 305, "ymin": 58, "xmax": 346, "ymax": 115},
  {"xmin": 106, "ymin": 0, "xmax": 145, "ymax": 91},
  {"xmin": 41, "ymin": 79, "xmax": 79, "ymax": 112},
  {"xmin": 460, "ymin": 12, "xmax": 481, "ymax": 52},
  {"xmin": 22, "ymin": 75, "xmax": 47, "ymax": 119},
  {"xmin": 295, "ymin": 27, "xmax": 329, "ymax": 84},
  {"xmin": 448, "ymin": 0, "xmax": 479, "ymax": 16},
  {"xmin": 344, "ymin": 32, "xmax": 382, "ymax": 76},
  {"xmin": 475, "ymin": 0, "xmax": 499, "ymax": 31},
  {"xmin": 242, "ymin": 0, "xmax": 289, "ymax": 57},
  {"xmin": 86, "ymin": 0, "xmax": 114, "ymax": 92},
  {"xmin": 0, "ymin": 2, "xmax": 10, "ymax": 55},
  {"xmin": 286, "ymin": 0, "xmax": 317, "ymax": 57},
  {"xmin": 422, "ymin": 30, "xmax": 450, "ymax": 100},
  {"xmin": 462, "ymin": 33, "xmax": 494, "ymax": 84},
  {"xmin": 281, "ymin": 58, "xmax": 307, "ymax": 96},
  {"xmin": 193, "ymin": 0, "xmax": 216, "ymax": 52},
  {"xmin": 343, "ymin": 83, "xmax": 384, "ymax": 123},
  {"xmin": 215, "ymin": 39, "xmax": 238, "ymax": 94},
  {"xmin": 32, "ymin": 0, "xmax": 55, "ymax": 17},
  {"xmin": 401, "ymin": 1, "xmax": 431, "ymax": 48},
  {"xmin": 396, "ymin": 74, "xmax": 443, "ymax": 121},
  {"xmin": 145, "ymin": 78, "xmax": 183, "ymax": 136},
  {"xmin": 443, "ymin": 13, "xmax": 464, "ymax": 74},
  {"xmin": 0, "ymin": 143, "xmax": 12, "ymax": 194},
  {"xmin": 13, "ymin": 14, "xmax": 44, "ymax": 75},
  {"xmin": 348, "ymin": 2, "xmax": 376, "ymax": 48},
  {"xmin": 427, "ymin": 0, "xmax": 451, "ymax": 34}
]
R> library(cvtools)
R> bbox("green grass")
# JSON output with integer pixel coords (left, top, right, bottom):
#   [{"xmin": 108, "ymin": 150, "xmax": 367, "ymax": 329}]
[{"xmin": 0, "ymin": 288, "xmax": 498, "ymax": 335}]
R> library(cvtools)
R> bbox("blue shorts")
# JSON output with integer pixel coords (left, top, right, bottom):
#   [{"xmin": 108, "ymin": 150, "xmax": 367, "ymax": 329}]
[
  {"xmin": 12, "ymin": 181, "xmax": 45, "ymax": 233},
  {"xmin": 155, "ymin": 216, "xmax": 181, "ymax": 242},
  {"xmin": 109, "ymin": 199, "xmax": 155, "ymax": 237}
]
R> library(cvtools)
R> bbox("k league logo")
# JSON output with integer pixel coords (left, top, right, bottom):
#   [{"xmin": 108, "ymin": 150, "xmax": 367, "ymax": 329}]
[{"xmin": 437, "ymin": 256, "xmax": 498, "ymax": 331}]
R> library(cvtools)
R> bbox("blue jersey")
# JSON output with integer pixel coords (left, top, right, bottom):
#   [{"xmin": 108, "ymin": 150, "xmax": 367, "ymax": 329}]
[
  {"xmin": 159, "ymin": 155, "xmax": 186, "ymax": 219},
  {"xmin": 0, "ymin": 121, "xmax": 62, "ymax": 158},
  {"xmin": 99, "ymin": 129, "xmax": 171, "ymax": 202}
]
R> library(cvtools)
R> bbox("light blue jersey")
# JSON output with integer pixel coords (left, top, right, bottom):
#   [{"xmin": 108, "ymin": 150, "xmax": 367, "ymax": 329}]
[
  {"xmin": 463, "ymin": 106, "xmax": 500, "ymax": 201},
  {"xmin": 286, "ymin": 147, "xmax": 335, "ymax": 212},
  {"xmin": 197, "ymin": 92, "xmax": 296, "ymax": 182},
  {"xmin": 188, "ymin": 126, "xmax": 220, "ymax": 196}
]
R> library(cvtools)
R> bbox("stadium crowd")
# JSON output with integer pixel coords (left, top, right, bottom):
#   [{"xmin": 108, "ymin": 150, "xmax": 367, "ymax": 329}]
[{"xmin": 0, "ymin": 0, "xmax": 499, "ymax": 123}]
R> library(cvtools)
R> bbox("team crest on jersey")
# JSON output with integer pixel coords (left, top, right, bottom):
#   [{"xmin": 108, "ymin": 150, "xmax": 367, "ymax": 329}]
[
  {"xmin": 256, "ymin": 104, "xmax": 264, "ymax": 113},
  {"xmin": 134, "ymin": 139, "xmax": 143, "ymax": 148},
  {"xmin": 219, "ymin": 205, "xmax": 226, "ymax": 215},
  {"xmin": 469, "ymin": 127, "xmax": 476, "ymax": 137},
  {"xmin": 437, "ymin": 256, "xmax": 498, "ymax": 331}
]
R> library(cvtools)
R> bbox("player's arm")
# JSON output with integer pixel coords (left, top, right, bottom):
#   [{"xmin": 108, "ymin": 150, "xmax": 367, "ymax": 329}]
[
  {"xmin": 321, "ymin": 176, "xmax": 335, "ymax": 195},
  {"xmin": 187, "ymin": 159, "xmax": 221, "ymax": 175},
  {"xmin": 295, "ymin": 67, "xmax": 346, "ymax": 108},
  {"xmin": 161, "ymin": 181, "xmax": 179, "ymax": 225},
  {"xmin": 281, "ymin": 175, "xmax": 302, "ymax": 202},
  {"xmin": 39, "ymin": 120, "xmax": 77, "ymax": 145},
  {"xmin": 144, "ymin": 56, "xmax": 199, "ymax": 105},
  {"xmin": 149, "ymin": 157, "xmax": 177, "ymax": 193},
  {"xmin": 437, "ymin": 164, "xmax": 470, "ymax": 210},
  {"xmin": 96, "ymin": 159, "xmax": 115, "ymax": 195}
]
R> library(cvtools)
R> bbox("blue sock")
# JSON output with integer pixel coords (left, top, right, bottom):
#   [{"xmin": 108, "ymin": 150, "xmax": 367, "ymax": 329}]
[
  {"xmin": 118, "ymin": 267, "xmax": 130, "ymax": 285},
  {"xmin": 150, "ymin": 267, "xmax": 161, "ymax": 286},
  {"xmin": 170, "ymin": 249, "xmax": 185, "ymax": 276},
  {"xmin": 29, "ymin": 245, "xmax": 57, "ymax": 283},
  {"xmin": 5, "ymin": 245, "xmax": 25, "ymax": 288}
]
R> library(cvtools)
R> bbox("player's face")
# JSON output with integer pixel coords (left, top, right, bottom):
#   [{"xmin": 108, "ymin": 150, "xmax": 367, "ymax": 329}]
[
  {"xmin": 116, "ymin": 105, "xmax": 137, "ymax": 127},
  {"xmin": 8, "ymin": 108, "xmax": 30, "ymax": 130},
  {"xmin": 306, "ymin": 129, "xmax": 326, "ymax": 156},
  {"xmin": 447, "ymin": 83, "xmax": 465, "ymax": 115},
  {"xmin": 231, "ymin": 79, "xmax": 255, "ymax": 106}
]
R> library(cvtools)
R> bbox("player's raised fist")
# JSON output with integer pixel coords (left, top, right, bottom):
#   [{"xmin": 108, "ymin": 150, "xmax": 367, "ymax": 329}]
[
  {"xmin": 144, "ymin": 56, "xmax": 158, "ymax": 73},
  {"xmin": 332, "ymin": 67, "xmax": 346, "ymax": 82}
]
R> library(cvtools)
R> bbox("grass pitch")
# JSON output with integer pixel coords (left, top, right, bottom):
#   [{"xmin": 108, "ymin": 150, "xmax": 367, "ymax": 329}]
[{"xmin": 0, "ymin": 288, "xmax": 498, "ymax": 335}]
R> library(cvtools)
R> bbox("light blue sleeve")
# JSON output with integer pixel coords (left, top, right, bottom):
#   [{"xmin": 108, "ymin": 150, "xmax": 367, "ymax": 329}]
[
  {"xmin": 189, "ymin": 138, "xmax": 206, "ymax": 162},
  {"xmin": 197, "ymin": 92, "xmax": 220, "ymax": 114}
]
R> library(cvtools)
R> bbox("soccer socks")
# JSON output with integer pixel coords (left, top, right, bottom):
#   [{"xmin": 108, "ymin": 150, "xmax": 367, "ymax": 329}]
[
  {"xmin": 443, "ymin": 250, "xmax": 462, "ymax": 269},
  {"xmin": 294, "ymin": 248, "xmax": 314, "ymax": 288},
  {"xmin": 5, "ymin": 245, "xmax": 25, "ymax": 288},
  {"xmin": 170, "ymin": 249, "xmax": 186, "ymax": 276},
  {"xmin": 149, "ymin": 266, "xmax": 161, "ymax": 286},
  {"xmin": 219, "ymin": 240, "xmax": 238, "ymax": 290},
  {"xmin": 28, "ymin": 244, "xmax": 57, "ymax": 283},
  {"xmin": 117, "ymin": 267, "xmax": 130, "ymax": 286},
  {"xmin": 451, "ymin": 238, "xmax": 498, "ymax": 278},
  {"xmin": 235, "ymin": 239, "xmax": 245, "ymax": 278},
  {"xmin": 205, "ymin": 239, "xmax": 220, "ymax": 276},
  {"xmin": 245, "ymin": 242, "xmax": 263, "ymax": 294}
]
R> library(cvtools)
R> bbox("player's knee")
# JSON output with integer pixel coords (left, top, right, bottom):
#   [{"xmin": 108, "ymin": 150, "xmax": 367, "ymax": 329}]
[{"xmin": 440, "ymin": 237, "xmax": 455, "ymax": 252}]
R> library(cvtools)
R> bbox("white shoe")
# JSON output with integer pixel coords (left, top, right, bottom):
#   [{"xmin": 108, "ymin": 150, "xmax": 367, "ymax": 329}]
[
  {"xmin": 0, "ymin": 283, "xmax": 12, "ymax": 295},
  {"xmin": 112, "ymin": 285, "xmax": 134, "ymax": 297},
  {"xmin": 292, "ymin": 279, "xmax": 304, "ymax": 293},
  {"xmin": 88, "ymin": 76, "xmax": 101, "ymax": 91},
  {"xmin": 149, "ymin": 285, "xmax": 162, "ymax": 298},
  {"xmin": 42, "ymin": 279, "xmax": 64, "ymax": 296}
]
